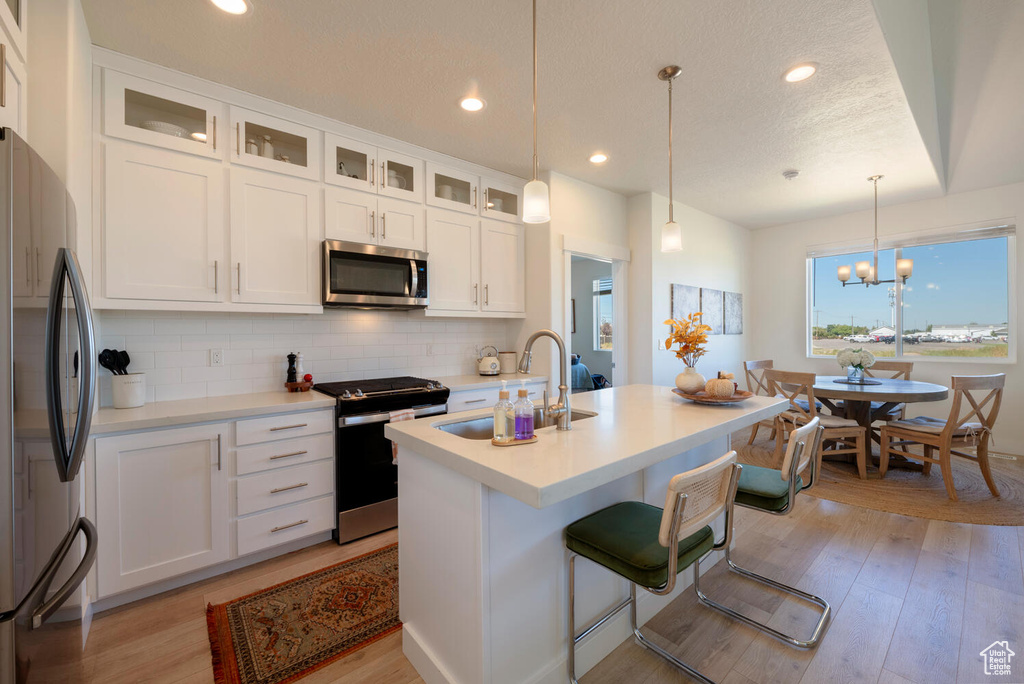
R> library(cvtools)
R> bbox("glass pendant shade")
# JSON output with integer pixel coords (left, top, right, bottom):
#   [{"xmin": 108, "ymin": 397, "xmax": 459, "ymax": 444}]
[
  {"xmin": 523, "ymin": 179, "xmax": 551, "ymax": 224},
  {"xmin": 855, "ymin": 261, "xmax": 871, "ymax": 279},
  {"xmin": 661, "ymin": 221, "xmax": 683, "ymax": 252},
  {"xmin": 837, "ymin": 265, "xmax": 851, "ymax": 282},
  {"xmin": 896, "ymin": 258, "xmax": 914, "ymax": 278}
]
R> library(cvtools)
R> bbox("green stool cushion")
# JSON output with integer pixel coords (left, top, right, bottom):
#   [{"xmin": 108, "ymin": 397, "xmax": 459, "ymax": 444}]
[
  {"xmin": 565, "ymin": 501, "xmax": 715, "ymax": 589},
  {"xmin": 735, "ymin": 464, "xmax": 803, "ymax": 512}
]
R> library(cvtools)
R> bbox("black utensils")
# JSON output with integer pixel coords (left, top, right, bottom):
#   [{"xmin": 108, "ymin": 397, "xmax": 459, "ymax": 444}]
[{"xmin": 99, "ymin": 349, "xmax": 132, "ymax": 375}]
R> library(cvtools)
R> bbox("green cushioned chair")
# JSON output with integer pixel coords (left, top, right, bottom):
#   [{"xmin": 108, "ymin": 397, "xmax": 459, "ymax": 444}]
[
  {"xmin": 564, "ymin": 451, "xmax": 742, "ymax": 684},
  {"xmin": 695, "ymin": 417, "xmax": 832, "ymax": 650}
]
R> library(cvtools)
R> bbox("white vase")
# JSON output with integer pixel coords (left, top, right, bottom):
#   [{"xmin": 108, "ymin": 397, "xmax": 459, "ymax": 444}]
[{"xmin": 675, "ymin": 367, "xmax": 706, "ymax": 393}]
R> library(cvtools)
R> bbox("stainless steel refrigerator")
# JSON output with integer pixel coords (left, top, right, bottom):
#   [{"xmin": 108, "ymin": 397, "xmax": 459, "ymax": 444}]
[{"xmin": 0, "ymin": 130, "xmax": 98, "ymax": 682}]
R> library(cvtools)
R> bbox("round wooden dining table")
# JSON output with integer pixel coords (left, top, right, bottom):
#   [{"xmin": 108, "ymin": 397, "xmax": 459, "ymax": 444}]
[{"xmin": 812, "ymin": 376, "xmax": 949, "ymax": 439}]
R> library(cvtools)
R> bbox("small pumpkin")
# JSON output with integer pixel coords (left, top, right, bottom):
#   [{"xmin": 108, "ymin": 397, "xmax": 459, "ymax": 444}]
[{"xmin": 705, "ymin": 376, "xmax": 735, "ymax": 398}]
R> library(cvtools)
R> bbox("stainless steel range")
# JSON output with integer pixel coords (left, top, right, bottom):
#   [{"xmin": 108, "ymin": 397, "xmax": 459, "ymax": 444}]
[{"xmin": 314, "ymin": 376, "xmax": 449, "ymax": 543}]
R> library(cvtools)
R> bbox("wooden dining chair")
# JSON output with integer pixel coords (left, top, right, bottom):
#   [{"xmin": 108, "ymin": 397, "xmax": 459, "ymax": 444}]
[
  {"xmin": 865, "ymin": 361, "xmax": 914, "ymax": 421},
  {"xmin": 765, "ymin": 369, "xmax": 869, "ymax": 479},
  {"xmin": 880, "ymin": 374, "xmax": 1005, "ymax": 500},
  {"xmin": 743, "ymin": 360, "xmax": 777, "ymax": 445}
]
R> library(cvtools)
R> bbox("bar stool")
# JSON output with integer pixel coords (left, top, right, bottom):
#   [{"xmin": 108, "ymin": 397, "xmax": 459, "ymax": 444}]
[
  {"xmin": 697, "ymin": 417, "xmax": 831, "ymax": 648},
  {"xmin": 564, "ymin": 451, "xmax": 742, "ymax": 684}
]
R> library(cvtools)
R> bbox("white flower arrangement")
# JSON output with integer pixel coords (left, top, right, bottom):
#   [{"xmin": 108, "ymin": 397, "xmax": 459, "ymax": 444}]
[{"xmin": 837, "ymin": 347, "xmax": 876, "ymax": 370}]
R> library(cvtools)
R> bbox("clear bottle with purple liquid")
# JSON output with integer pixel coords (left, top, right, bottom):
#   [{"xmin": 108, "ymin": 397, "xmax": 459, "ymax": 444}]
[{"xmin": 514, "ymin": 387, "xmax": 534, "ymax": 440}]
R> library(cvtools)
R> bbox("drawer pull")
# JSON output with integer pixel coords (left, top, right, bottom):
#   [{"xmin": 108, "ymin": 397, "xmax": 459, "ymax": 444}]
[
  {"xmin": 270, "ymin": 450, "xmax": 308, "ymax": 461},
  {"xmin": 464, "ymin": 398, "xmax": 487, "ymax": 404},
  {"xmin": 270, "ymin": 423, "xmax": 308, "ymax": 432},
  {"xmin": 270, "ymin": 519, "xmax": 308, "ymax": 533},
  {"xmin": 270, "ymin": 482, "xmax": 308, "ymax": 494}
]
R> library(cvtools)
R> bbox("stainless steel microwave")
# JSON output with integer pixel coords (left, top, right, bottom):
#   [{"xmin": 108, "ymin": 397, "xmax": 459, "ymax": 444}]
[{"xmin": 322, "ymin": 240, "xmax": 429, "ymax": 309}]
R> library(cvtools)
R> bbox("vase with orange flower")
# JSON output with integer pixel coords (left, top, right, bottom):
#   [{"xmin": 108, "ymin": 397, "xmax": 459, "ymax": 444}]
[{"xmin": 664, "ymin": 312, "xmax": 712, "ymax": 393}]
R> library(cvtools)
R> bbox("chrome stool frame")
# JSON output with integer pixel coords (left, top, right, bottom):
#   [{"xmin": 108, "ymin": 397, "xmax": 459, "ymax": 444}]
[
  {"xmin": 566, "ymin": 456, "xmax": 742, "ymax": 684},
  {"xmin": 695, "ymin": 423, "xmax": 831, "ymax": 649}
]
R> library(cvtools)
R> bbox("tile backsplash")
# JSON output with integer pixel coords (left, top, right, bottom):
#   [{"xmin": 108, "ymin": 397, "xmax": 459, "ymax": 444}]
[{"xmin": 96, "ymin": 310, "xmax": 511, "ymax": 406}]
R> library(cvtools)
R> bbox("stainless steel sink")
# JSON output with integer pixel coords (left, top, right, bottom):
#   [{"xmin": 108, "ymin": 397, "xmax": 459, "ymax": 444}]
[{"xmin": 436, "ymin": 408, "xmax": 597, "ymax": 441}]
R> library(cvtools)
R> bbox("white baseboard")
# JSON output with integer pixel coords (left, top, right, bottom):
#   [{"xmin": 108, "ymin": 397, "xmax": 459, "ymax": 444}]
[{"xmin": 403, "ymin": 623, "xmax": 462, "ymax": 684}]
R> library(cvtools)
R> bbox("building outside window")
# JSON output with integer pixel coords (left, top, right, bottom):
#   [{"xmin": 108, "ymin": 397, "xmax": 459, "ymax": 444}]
[
  {"xmin": 593, "ymin": 277, "xmax": 613, "ymax": 351},
  {"xmin": 808, "ymin": 228, "xmax": 1014, "ymax": 361}
]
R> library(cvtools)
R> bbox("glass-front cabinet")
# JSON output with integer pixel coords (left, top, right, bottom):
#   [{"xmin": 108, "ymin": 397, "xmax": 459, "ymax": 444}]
[
  {"xmin": 229, "ymin": 106, "xmax": 321, "ymax": 181},
  {"xmin": 426, "ymin": 163, "xmax": 479, "ymax": 215},
  {"xmin": 378, "ymin": 148, "xmax": 422, "ymax": 203},
  {"xmin": 481, "ymin": 178, "xmax": 523, "ymax": 223},
  {"xmin": 324, "ymin": 133, "xmax": 376, "ymax": 192},
  {"xmin": 103, "ymin": 71, "xmax": 225, "ymax": 159},
  {"xmin": 0, "ymin": 0, "xmax": 26, "ymax": 63}
]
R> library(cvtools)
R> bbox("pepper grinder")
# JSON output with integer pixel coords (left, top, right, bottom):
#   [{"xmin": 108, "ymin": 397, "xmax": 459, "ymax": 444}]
[{"xmin": 286, "ymin": 352, "xmax": 298, "ymax": 384}]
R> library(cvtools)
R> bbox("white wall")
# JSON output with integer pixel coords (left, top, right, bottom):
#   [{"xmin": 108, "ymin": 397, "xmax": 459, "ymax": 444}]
[
  {"xmin": 570, "ymin": 257, "xmax": 613, "ymax": 381},
  {"xmin": 629, "ymin": 193, "xmax": 752, "ymax": 387},
  {"xmin": 749, "ymin": 181, "xmax": 1022, "ymax": 455},
  {"xmin": 95, "ymin": 310, "xmax": 510, "ymax": 406},
  {"xmin": 512, "ymin": 172, "xmax": 630, "ymax": 389}
]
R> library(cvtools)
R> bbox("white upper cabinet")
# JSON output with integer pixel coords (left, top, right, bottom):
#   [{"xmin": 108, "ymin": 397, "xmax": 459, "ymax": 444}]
[
  {"xmin": 0, "ymin": 37, "xmax": 26, "ymax": 136},
  {"xmin": 481, "ymin": 178, "xmax": 523, "ymax": 223},
  {"xmin": 0, "ymin": 0, "xmax": 25, "ymax": 64},
  {"xmin": 324, "ymin": 133, "xmax": 376, "ymax": 193},
  {"xmin": 325, "ymin": 186, "xmax": 377, "ymax": 245},
  {"xmin": 378, "ymin": 196, "xmax": 425, "ymax": 251},
  {"xmin": 103, "ymin": 142, "xmax": 226, "ymax": 302},
  {"xmin": 426, "ymin": 209, "xmax": 480, "ymax": 312},
  {"xmin": 103, "ymin": 71, "xmax": 225, "ymax": 159},
  {"xmin": 230, "ymin": 106, "xmax": 321, "ymax": 181},
  {"xmin": 378, "ymin": 148, "xmax": 423, "ymax": 202},
  {"xmin": 427, "ymin": 163, "xmax": 479, "ymax": 215},
  {"xmin": 480, "ymin": 220, "xmax": 525, "ymax": 313},
  {"xmin": 230, "ymin": 168, "xmax": 321, "ymax": 307}
]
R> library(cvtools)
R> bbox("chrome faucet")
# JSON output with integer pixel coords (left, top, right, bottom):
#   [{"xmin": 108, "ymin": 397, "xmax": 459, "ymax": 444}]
[{"xmin": 518, "ymin": 329, "xmax": 571, "ymax": 430}]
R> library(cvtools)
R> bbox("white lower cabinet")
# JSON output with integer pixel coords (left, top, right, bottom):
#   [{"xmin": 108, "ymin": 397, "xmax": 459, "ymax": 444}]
[
  {"xmin": 447, "ymin": 380, "xmax": 546, "ymax": 413},
  {"xmin": 93, "ymin": 408, "xmax": 336, "ymax": 599},
  {"xmin": 94, "ymin": 424, "xmax": 230, "ymax": 597},
  {"xmin": 426, "ymin": 209, "xmax": 524, "ymax": 317}
]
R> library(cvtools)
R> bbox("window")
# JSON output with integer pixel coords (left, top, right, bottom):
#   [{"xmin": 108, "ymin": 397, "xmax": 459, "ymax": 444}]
[
  {"xmin": 593, "ymin": 278, "xmax": 613, "ymax": 350},
  {"xmin": 808, "ymin": 228, "xmax": 1014, "ymax": 361}
]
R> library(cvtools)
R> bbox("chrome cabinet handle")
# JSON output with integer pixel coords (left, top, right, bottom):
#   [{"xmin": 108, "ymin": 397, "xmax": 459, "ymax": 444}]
[
  {"xmin": 270, "ymin": 423, "xmax": 308, "ymax": 432},
  {"xmin": 270, "ymin": 450, "xmax": 307, "ymax": 461},
  {"xmin": 236, "ymin": 263, "xmax": 241, "ymax": 294},
  {"xmin": 465, "ymin": 398, "xmax": 487, "ymax": 404},
  {"xmin": 484, "ymin": 284, "xmax": 489, "ymax": 305},
  {"xmin": 35, "ymin": 249, "xmax": 41, "ymax": 285},
  {"xmin": 213, "ymin": 260, "xmax": 219, "ymax": 294},
  {"xmin": 473, "ymin": 186, "xmax": 477, "ymax": 208},
  {"xmin": 484, "ymin": 188, "xmax": 488, "ymax": 210},
  {"xmin": 270, "ymin": 482, "xmax": 308, "ymax": 494},
  {"xmin": 382, "ymin": 213, "xmax": 386, "ymax": 240},
  {"xmin": 1, "ymin": 44, "xmax": 6, "ymax": 108},
  {"xmin": 211, "ymin": 115, "xmax": 217, "ymax": 150},
  {"xmin": 216, "ymin": 435, "xmax": 221, "ymax": 471},
  {"xmin": 381, "ymin": 162, "xmax": 386, "ymax": 189},
  {"xmin": 370, "ymin": 210, "xmax": 375, "ymax": 237},
  {"xmin": 474, "ymin": 283, "xmax": 479, "ymax": 304},
  {"xmin": 24, "ymin": 247, "xmax": 30, "ymax": 285},
  {"xmin": 370, "ymin": 160, "xmax": 375, "ymax": 187},
  {"xmin": 271, "ymin": 519, "xmax": 308, "ymax": 533}
]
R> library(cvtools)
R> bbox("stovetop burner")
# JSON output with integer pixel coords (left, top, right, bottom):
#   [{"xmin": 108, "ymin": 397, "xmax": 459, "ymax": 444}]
[{"xmin": 314, "ymin": 376, "xmax": 448, "ymax": 414}]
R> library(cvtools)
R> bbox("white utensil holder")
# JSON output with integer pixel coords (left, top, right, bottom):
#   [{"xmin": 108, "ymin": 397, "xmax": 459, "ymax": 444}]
[{"xmin": 112, "ymin": 373, "xmax": 146, "ymax": 409}]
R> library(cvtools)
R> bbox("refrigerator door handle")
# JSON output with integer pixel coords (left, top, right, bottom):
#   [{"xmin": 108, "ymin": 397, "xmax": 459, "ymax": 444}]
[
  {"xmin": 44, "ymin": 248, "xmax": 96, "ymax": 483},
  {"xmin": 31, "ymin": 517, "xmax": 98, "ymax": 629}
]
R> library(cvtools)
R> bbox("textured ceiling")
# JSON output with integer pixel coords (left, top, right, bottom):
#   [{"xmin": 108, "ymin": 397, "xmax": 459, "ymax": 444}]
[{"xmin": 80, "ymin": 0, "xmax": 1023, "ymax": 228}]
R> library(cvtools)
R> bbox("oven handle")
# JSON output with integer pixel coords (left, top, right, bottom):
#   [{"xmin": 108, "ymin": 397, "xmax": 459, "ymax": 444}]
[{"xmin": 339, "ymin": 403, "xmax": 447, "ymax": 427}]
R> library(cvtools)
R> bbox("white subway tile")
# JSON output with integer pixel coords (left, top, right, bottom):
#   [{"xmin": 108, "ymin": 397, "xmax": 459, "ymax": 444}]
[
  {"xmin": 181, "ymin": 335, "xmax": 231, "ymax": 351},
  {"xmin": 102, "ymin": 317, "xmax": 155, "ymax": 336},
  {"xmin": 207, "ymin": 379, "xmax": 253, "ymax": 397},
  {"xmin": 155, "ymin": 383, "xmax": 207, "ymax": 402},
  {"xmin": 155, "ymin": 318, "xmax": 207, "ymax": 335},
  {"xmin": 155, "ymin": 350, "xmax": 208, "ymax": 368},
  {"xmin": 206, "ymin": 318, "xmax": 254, "ymax": 335},
  {"xmin": 182, "ymin": 365, "xmax": 232, "ymax": 383},
  {"xmin": 142, "ymin": 367, "xmax": 182, "ymax": 386},
  {"xmin": 124, "ymin": 335, "xmax": 181, "ymax": 352}
]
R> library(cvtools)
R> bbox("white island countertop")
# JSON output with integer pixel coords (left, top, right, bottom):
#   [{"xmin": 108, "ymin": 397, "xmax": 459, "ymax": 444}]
[{"xmin": 386, "ymin": 384, "xmax": 787, "ymax": 508}]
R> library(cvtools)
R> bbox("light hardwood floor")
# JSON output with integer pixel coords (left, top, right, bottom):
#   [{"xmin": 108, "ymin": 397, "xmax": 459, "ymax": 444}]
[{"xmin": 79, "ymin": 499, "xmax": 1024, "ymax": 684}]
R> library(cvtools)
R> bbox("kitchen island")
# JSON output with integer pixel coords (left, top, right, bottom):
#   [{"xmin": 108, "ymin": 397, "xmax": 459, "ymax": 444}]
[{"xmin": 385, "ymin": 384, "xmax": 787, "ymax": 684}]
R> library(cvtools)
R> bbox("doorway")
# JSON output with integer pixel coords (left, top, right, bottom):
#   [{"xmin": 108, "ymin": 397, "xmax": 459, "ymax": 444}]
[{"xmin": 569, "ymin": 255, "xmax": 614, "ymax": 390}]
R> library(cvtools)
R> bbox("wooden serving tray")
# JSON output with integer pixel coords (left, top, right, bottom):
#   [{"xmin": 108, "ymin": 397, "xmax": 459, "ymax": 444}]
[
  {"xmin": 285, "ymin": 381, "xmax": 314, "ymax": 392},
  {"xmin": 491, "ymin": 436, "xmax": 538, "ymax": 447},
  {"xmin": 672, "ymin": 388, "xmax": 754, "ymax": 405}
]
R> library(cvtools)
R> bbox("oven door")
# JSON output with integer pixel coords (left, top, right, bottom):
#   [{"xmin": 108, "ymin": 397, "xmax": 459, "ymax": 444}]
[{"xmin": 323, "ymin": 240, "xmax": 428, "ymax": 308}]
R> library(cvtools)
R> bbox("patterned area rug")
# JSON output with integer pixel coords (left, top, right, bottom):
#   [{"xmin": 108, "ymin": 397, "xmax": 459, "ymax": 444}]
[
  {"xmin": 206, "ymin": 544, "xmax": 400, "ymax": 684},
  {"xmin": 733, "ymin": 428, "xmax": 1024, "ymax": 526}
]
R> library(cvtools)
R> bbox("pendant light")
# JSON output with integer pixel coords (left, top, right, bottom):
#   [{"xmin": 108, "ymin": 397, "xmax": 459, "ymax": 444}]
[
  {"xmin": 522, "ymin": 0, "xmax": 551, "ymax": 224},
  {"xmin": 836, "ymin": 175, "xmax": 913, "ymax": 287},
  {"xmin": 659, "ymin": 66, "xmax": 683, "ymax": 252}
]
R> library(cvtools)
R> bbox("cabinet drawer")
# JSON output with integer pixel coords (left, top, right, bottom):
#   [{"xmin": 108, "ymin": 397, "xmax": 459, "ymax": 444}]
[
  {"xmin": 236, "ymin": 410, "xmax": 333, "ymax": 446},
  {"xmin": 237, "ymin": 495, "xmax": 335, "ymax": 556},
  {"xmin": 447, "ymin": 388, "xmax": 499, "ymax": 413},
  {"xmin": 236, "ymin": 432, "xmax": 334, "ymax": 475},
  {"xmin": 237, "ymin": 458, "xmax": 334, "ymax": 516}
]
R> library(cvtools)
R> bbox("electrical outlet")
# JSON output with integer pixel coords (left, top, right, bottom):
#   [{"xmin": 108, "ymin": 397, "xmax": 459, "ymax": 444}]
[{"xmin": 210, "ymin": 349, "xmax": 224, "ymax": 367}]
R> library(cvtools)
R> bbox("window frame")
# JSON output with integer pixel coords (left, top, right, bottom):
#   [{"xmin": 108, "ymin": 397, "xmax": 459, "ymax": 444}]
[
  {"xmin": 805, "ymin": 226, "xmax": 1016, "ymax": 364},
  {"xmin": 593, "ymin": 277, "xmax": 613, "ymax": 352}
]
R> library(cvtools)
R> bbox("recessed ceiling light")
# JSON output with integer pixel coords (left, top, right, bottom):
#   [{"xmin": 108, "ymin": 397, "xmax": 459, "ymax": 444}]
[
  {"xmin": 191, "ymin": 132, "xmax": 208, "ymax": 142},
  {"xmin": 460, "ymin": 97, "xmax": 485, "ymax": 112},
  {"xmin": 210, "ymin": 0, "xmax": 250, "ymax": 15},
  {"xmin": 784, "ymin": 64, "xmax": 817, "ymax": 82},
  {"xmin": 589, "ymin": 153, "xmax": 608, "ymax": 164}
]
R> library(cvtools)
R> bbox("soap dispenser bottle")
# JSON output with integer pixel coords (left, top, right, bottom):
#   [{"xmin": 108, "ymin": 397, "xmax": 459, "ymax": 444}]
[
  {"xmin": 514, "ymin": 381, "xmax": 535, "ymax": 440},
  {"xmin": 493, "ymin": 381, "xmax": 515, "ymax": 443}
]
